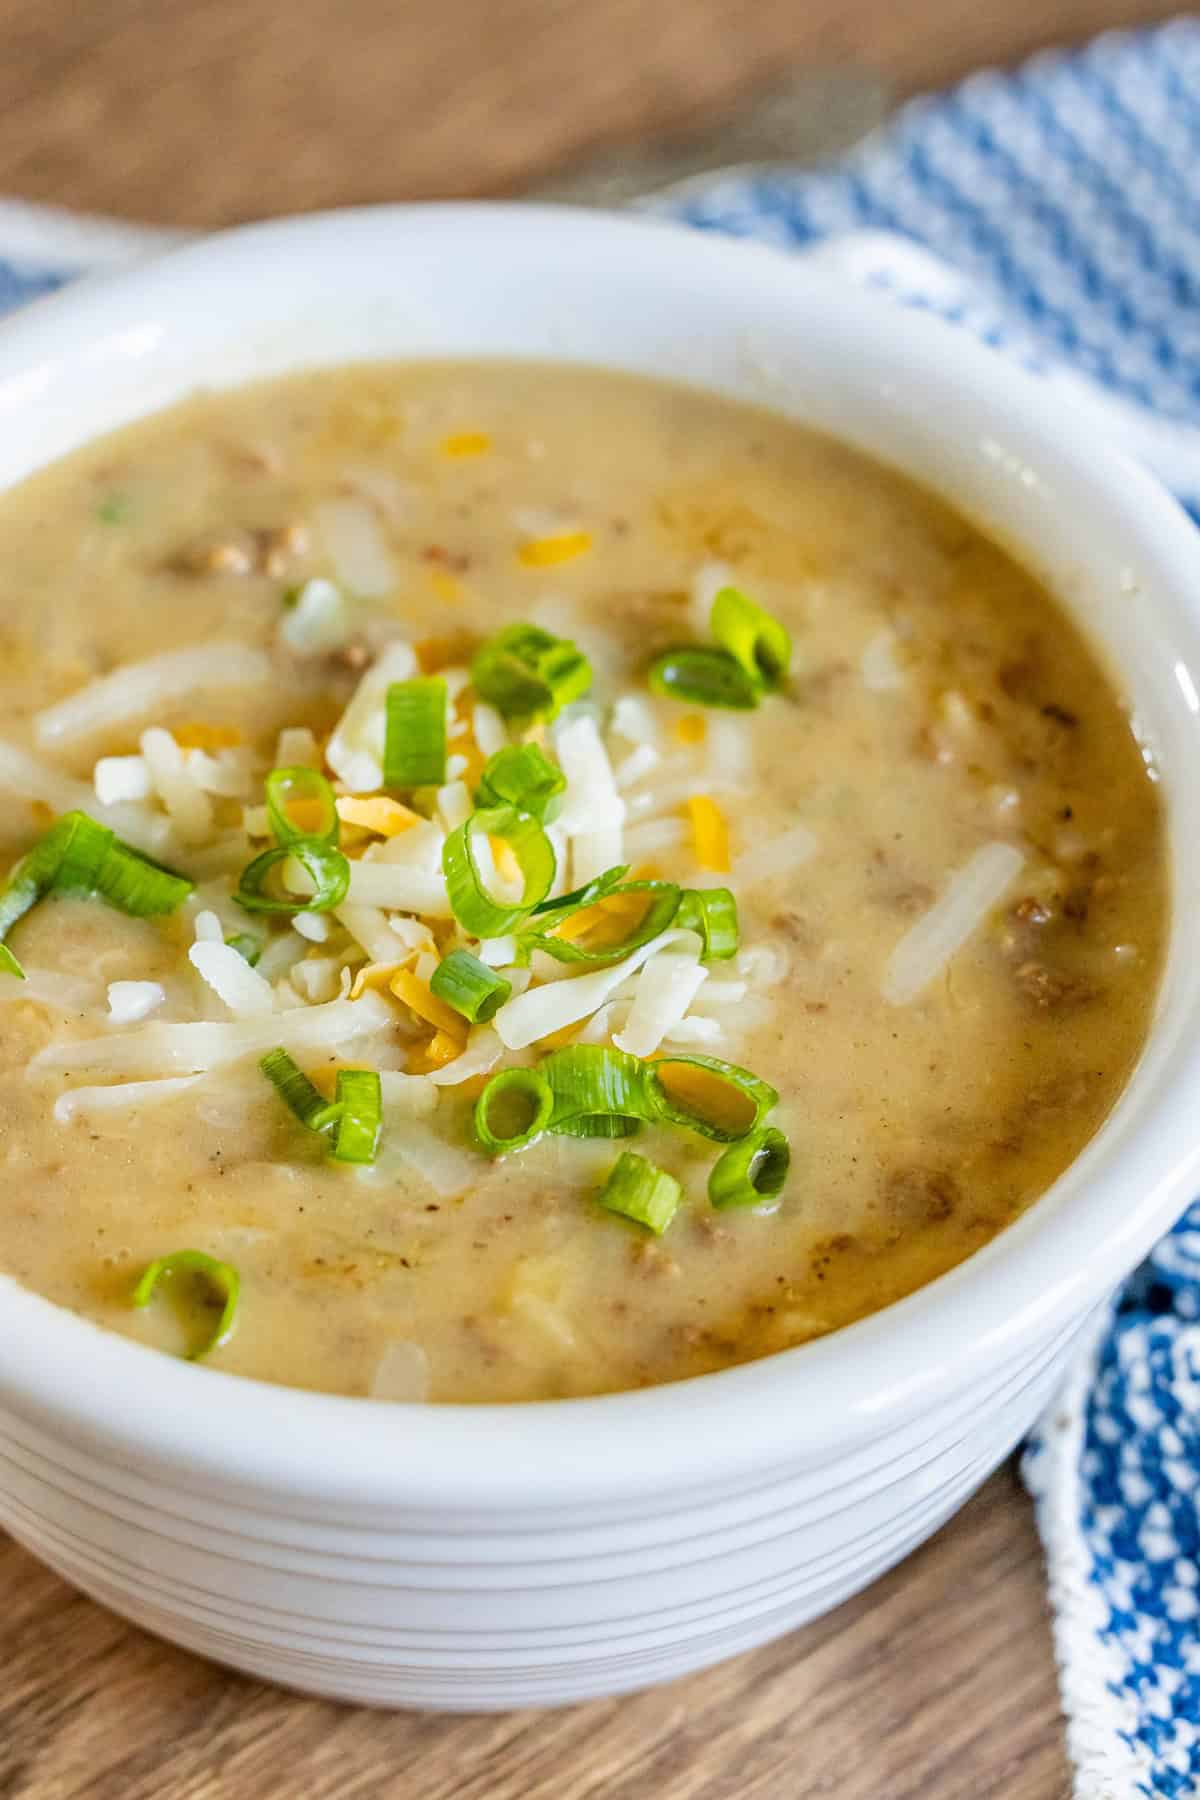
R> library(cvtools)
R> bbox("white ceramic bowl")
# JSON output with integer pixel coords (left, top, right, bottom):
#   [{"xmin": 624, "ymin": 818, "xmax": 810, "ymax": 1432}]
[{"xmin": 1, "ymin": 205, "xmax": 1199, "ymax": 1710}]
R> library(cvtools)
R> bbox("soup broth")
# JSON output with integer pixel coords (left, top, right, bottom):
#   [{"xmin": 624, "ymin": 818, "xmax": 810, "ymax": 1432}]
[{"xmin": 0, "ymin": 363, "xmax": 1166, "ymax": 1401}]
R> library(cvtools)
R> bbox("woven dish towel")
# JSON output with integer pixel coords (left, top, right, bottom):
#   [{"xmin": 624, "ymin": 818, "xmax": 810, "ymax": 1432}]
[{"xmin": 2, "ymin": 20, "xmax": 1200, "ymax": 1795}]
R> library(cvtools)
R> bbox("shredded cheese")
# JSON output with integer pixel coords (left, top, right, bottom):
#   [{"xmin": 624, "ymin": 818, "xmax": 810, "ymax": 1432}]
[
  {"xmin": 336, "ymin": 795, "xmax": 420, "ymax": 838},
  {"xmin": 106, "ymin": 980, "xmax": 167, "ymax": 1024},
  {"xmin": 441, "ymin": 431, "xmax": 491, "ymax": 458},
  {"xmin": 612, "ymin": 951, "xmax": 707, "ymax": 1059},
  {"xmin": 325, "ymin": 639, "xmax": 418, "ymax": 790},
  {"xmin": 279, "ymin": 578, "xmax": 350, "ymax": 654},
  {"xmin": 389, "ymin": 969, "xmax": 467, "ymax": 1041},
  {"xmin": 33, "ymin": 644, "xmax": 272, "ymax": 748},
  {"xmin": 188, "ymin": 939, "xmax": 277, "ymax": 1018},
  {"xmin": 493, "ymin": 926, "xmax": 702, "ymax": 1051},
  {"xmin": 314, "ymin": 498, "xmax": 396, "ymax": 598},
  {"xmin": 882, "ymin": 842, "xmax": 1025, "ymax": 1005},
  {"xmin": 687, "ymin": 794, "xmax": 731, "ymax": 872},
  {"xmin": 518, "ymin": 530, "xmax": 592, "ymax": 567}
]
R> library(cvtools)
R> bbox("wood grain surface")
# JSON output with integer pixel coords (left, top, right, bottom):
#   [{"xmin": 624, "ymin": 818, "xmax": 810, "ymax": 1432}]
[{"xmin": 0, "ymin": 0, "xmax": 1172, "ymax": 1791}]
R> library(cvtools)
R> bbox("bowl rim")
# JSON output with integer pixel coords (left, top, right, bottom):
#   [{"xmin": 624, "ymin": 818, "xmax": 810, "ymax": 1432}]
[{"xmin": 1, "ymin": 200, "xmax": 1199, "ymax": 1508}]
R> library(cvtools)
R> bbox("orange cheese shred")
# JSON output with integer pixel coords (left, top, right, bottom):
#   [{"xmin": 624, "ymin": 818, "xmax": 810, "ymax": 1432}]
[
  {"xmin": 517, "ymin": 530, "xmax": 592, "ymax": 568},
  {"xmin": 389, "ymin": 968, "xmax": 467, "ymax": 1042},
  {"xmin": 174, "ymin": 722, "xmax": 243, "ymax": 750},
  {"xmin": 441, "ymin": 431, "xmax": 491, "ymax": 458},
  {"xmin": 335, "ymin": 795, "xmax": 421, "ymax": 838},
  {"xmin": 687, "ymin": 794, "xmax": 731, "ymax": 872}
]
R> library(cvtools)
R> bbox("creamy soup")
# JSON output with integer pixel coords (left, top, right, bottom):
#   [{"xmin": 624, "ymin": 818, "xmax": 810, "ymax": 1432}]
[{"xmin": 0, "ymin": 363, "xmax": 1166, "ymax": 1401}]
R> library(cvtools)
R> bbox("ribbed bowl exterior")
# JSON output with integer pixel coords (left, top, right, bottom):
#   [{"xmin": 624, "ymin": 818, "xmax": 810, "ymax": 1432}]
[{"xmin": 0, "ymin": 1312, "xmax": 1082, "ymax": 1707}]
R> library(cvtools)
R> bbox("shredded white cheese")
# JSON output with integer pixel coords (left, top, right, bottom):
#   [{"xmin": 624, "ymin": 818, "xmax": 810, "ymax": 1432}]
[
  {"xmin": 427, "ymin": 1024, "xmax": 504, "ymax": 1087},
  {"xmin": 33, "ymin": 644, "xmax": 272, "ymax": 747},
  {"xmin": 188, "ymin": 939, "xmax": 277, "ymax": 1017},
  {"xmin": 192, "ymin": 908, "xmax": 225, "ymax": 944},
  {"xmin": 882, "ymin": 842, "xmax": 1025, "ymax": 1005},
  {"xmin": 94, "ymin": 754, "xmax": 152, "ymax": 806},
  {"xmin": 471, "ymin": 702, "xmax": 507, "ymax": 758},
  {"xmin": 345, "ymin": 861, "xmax": 453, "ymax": 917},
  {"xmin": 30, "ymin": 990, "xmax": 392, "ymax": 1078},
  {"xmin": 613, "ymin": 743, "xmax": 660, "ymax": 791},
  {"xmin": 140, "ymin": 727, "xmax": 214, "ymax": 845},
  {"xmin": 278, "ymin": 578, "xmax": 350, "ymax": 654},
  {"xmin": 436, "ymin": 780, "xmax": 473, "ymax": 832},
  {"xmin": 292, "ymin": 910, "xmax": 332, "ymax": 944},
  {"xmin": 493, "ymin": 926, "xmax": 702, "ymax": 1050},
  {"xmin": 609, "ymin": 693, "xmax": 660, "ymax": 748},
  {"xmin": 554, "ymin": 713, "xmax": 625, "ymax": 836},
  {"xmin": 275, "ymin": 725, "xmax": 320, "ymax": 767},
  {"xmin": 0, "ymin": 739, "xmax": 170, "ymax": 855},
  {"xmin": 613, "ymin": 951, "xmax": 707, "ymax": 1059},
  {"xmin": 368, "ymin": 1340, "xmax": 430, "ymax": 1403},
  {"xmin": 53, "ymin": 1075, "xmax": 203, "ymax": 1125},
  {"xmin": 690, "ymin": 559, "xmax": 735, "ymax": 634},
  {"xmin": 106, "ymin": 980, "xmax": 166, "ymax": 1024},
  {"xmin": 314, "ymin": 498, "xmax": 396, "ymax": 599}
]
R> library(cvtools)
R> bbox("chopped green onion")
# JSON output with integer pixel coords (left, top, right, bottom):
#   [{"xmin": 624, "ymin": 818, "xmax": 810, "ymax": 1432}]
[
  {"xmin": 523, "ymin": 879, "xmax": 681, "ymax": 966},
  {"xmin": 529, "ymin": 863, "xmax": 629, "ymax": 917},
  {"xmin": 0, "ymin": 944, "xmax": 23, "ymax": 979},
  {"xmin": 383, "ymin": 677, "xmax": 448, "ymax": 789},
  {"xmin": 474, "ymin": 1065, "xmax": 554, "ymax": 1154},
  {"xmin": 225, "ymin": 931, "xmax": 263, "ymax": 966},
  {"xmin": 96, "ymin": 494, "xmax": 132, "ymax": 525},
  {"xmin": 471, "ymin": 623, "xmax": 591, "ymax": 723},
  {"xmin": 544, "ymin": 1043, "xmax": 654, "ymax": 1136},
  {"xmin": 442, "ymin": 804, "xmax": 556, "ymax": 936},
  {"xmin": 708, "ymin": 1126, "xmax": 791, "ymax": 1209},
  {"xmin": 260, "ymin": 1050, "xmax": 382, "ymax": 1165},
  {"xmin": 710, "ymin": 586, "xmax": 791, "ymax": 688},
  {"xmin": 676, "ymin": 887, "xmax": 739, "ymax": 961},
  {"xmin": 314, "ymin": 1068, "xmax": 383, "ymax": 1165},
  {"xmin": 476, "ymin": 743, "xmax": 566, "ymax": 821},
  {"xmin": 236, "ymin": 839, "xmax": 350, "ymax": 915},
  {"xmin": 647, "ymin": 1052, "xmax": 778, "ymax": 1143},
  {"xmin": 130, "ymin": 1249, "xmax": 240, "ymax": 1361},
  {"xmin": 0, "ymin": 811, "xmax": 192, "ymax": 975},
  {"xmin": 259, "ymin": 1046, "xmax": 330, "ymax": 1130},
  {"xmin": 281, "ymin": 584, "xmax": 303, "ymax": 610},
  {"xmin": 647, "ymin": 646, "xmax": 760, "ymax": 710},
  {"xmin": 596, "ymin": 1150, "xmax": 682, "ymax": 1235},
  {"xmin": 265, "ymin": 765, "xmax": 339, "ymax": 846},
  {"xmin": 429, "ymin": 948, "xmax": 512, "ymax": 1023}
]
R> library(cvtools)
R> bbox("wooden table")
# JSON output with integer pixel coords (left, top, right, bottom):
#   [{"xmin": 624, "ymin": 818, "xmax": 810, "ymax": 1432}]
[{"xmin": 0, "ymin": 1, "xmax": 1174, "ymax": 1792}]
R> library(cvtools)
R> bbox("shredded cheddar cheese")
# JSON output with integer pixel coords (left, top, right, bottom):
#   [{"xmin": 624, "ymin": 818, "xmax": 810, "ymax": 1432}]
[
  {"xmin": 413, "ymin": 1030, "xmax": 464, "ymax": 1072},
  {"xmin": 173, "ymin": 722, "xmax": 243, "ymax": 750},
  {"xmin": 687, "ymin": 794, "xmax": 731, "ymax": 872},
  {"xmin": 335, "ymin": 795, "xmax": 420, "ymax": 838},
  {"xmin": 429, "ymin": 568, "xmax": 462, "ymax": 604},
  {"xmin": 517, "ymin": 530, "xmax": 593, "ymax": 568},
  {"xmin": 674, "ymin": 714, "xmax": 707, "ymax": 747},
  {"xmin": 390, "ymin": 968, "xmax": 468, "ymax": 1041},
  {"xmin": 441, "ymin": 432, "xmax": 491, "ymax": 458},
  {"xmin": 348, "ymin": 961, "xmax": 406, "ymax": 1001}
]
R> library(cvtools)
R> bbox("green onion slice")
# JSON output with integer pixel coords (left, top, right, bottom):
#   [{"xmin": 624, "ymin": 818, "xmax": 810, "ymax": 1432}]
[
  {"xmin": 131, "ymin": 1249, "xmax": 240, "ymax": 1361},
  {"xmin": 225, "ymin": 931, "xmax": 263, "ymax": 966},
  {"xmin": 596, "ymin": 1150, "xmax": 682, "ymax": 1236},
  {"xmin": 474, "ymin": 1066, "xmax": 555, "ymax": 1154},
  {"xmin": 442, "ymin": 805, "xmax": 556, "ymax": 936},
  {"xmin": 260, "ymin": 1046, "xmax": 330, "ymax": 1129},
  {"xmin": 708, "ymin": 1125, "xmax": 791, "ymax": 1210},
  {"xmin": 383, "ymin": 677, "xmax": 448, "ymax": 789},
  {"xmin": 476, "ymin": 743, "xmax": 566, "ymax": 822},
  {"xmin": 710, "ymin": 585, "xmax": 791, "ymax": 688},
  {"xmin": 0, "ymin": 944, "xmax": 23, "ymax": 979},
  {"xmin": 647, "ymin": 1052, "xmax": 778, "ymax": 1143},
  {"xmin": 647, "ymin": 646, "xmax": 761, "ymax": 710},
  {"xmin": 314, "ymin": 1068, "xmax": 383, "ymax": 1166},
  {"xmin": 523, "ymin": 879, "xmax": 681, "ymax": 966},
  {"xmin": 265, "ymin": 765, "xmax": 340, "ymax": 846},
  {"xmin": 676, "ymin": 887, "xmax": 739, "ymax": 961},
  {"xmin": 429, "ymin": 948, "xmax": 512, "ymax": 1023},
  {"xmin": 470, "ymin": 623, "xmax": 592, "ymax": 723},
  {"xmin": 260, "ymin": 1050, "xmax": 382, "ymax": 1165},
  {"xmin": 0, "ymin": 810, "xmax": 192, "ymax": 976},
  {"xmin": 544, "ymin": 1043, "xmax": 654, "ymax": 1137},
  {"xmin": 236, "ymin": 838, "xmax": 350, "ymax": 915},
  {"xmin": 529, "ymin": 864, "xmax": 629, "ymax": 917}
]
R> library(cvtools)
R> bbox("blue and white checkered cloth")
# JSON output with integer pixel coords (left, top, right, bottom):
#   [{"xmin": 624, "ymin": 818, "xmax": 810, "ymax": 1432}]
[{"xmin": 2, "ymin": 22, "xmax": 1200, "ymax": 1793}]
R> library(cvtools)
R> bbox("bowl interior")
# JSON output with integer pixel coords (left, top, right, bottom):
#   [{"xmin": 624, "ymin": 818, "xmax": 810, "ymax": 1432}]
[{"xmin": 0, "ymin": 204, "xmax": 1198, "ymax": 1504}]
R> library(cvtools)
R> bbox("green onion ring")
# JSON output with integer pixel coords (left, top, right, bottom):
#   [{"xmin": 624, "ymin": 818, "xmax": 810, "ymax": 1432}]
[
  {"xmin": 647, "ymin": 1052, "xmax": 779, "ymax": 1143},
  {"xmin": 236, "ymin": 838, "xmax": 350, "ymax": 915},
  {"xmin": 130, "ymin": 1249, "xmax": 240, "ymax": 1361},
  {"xmin": 429, "ymin": 949, "xmax": 512, "ymax": 1023},
  {"xmin": 675, "ymin": 887, "xmax": 739, "ymax": 961},
  {"xmin": 522, "ymin": 878, "xmax": 681, "ymax": 966},
  {"xmin": 543, "ymin": 1043, "xmax": 655, "ymax": 1136},
  {"xmin": 470, "ymin": 623, "xmax": 592, "ymax": 723},
  {"xmin": 710, "ymin": 585, "xmax": 792, "ymax": 688},
  {"xmin": 442, "ymin": 804, "xmax": 556, "ymax": 936},
  {"xmin": 596, "ymin": 1150, "xmax": 682, "ymax": 1236},
  {"xmin": 708, "ymin": 1126, "xmax": 791, "ymax": 1210},
  {"xmin": 647, "ymin": 646, "xmax": 760, "ymax": 710},
  {"xmin": 265, "ymin": 765, "xmax": 340, "ymax": 846},
  {"xmin": 476, "ymin": 743, "xmax": 566, "ymax": 822},
  {"xmin": 383, "ymin": 677, "xmax": 448, "ymax": 790},
  {"xmin": 474, "ymin": 1065, "xmax": 555, "ymax": 1154}
]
